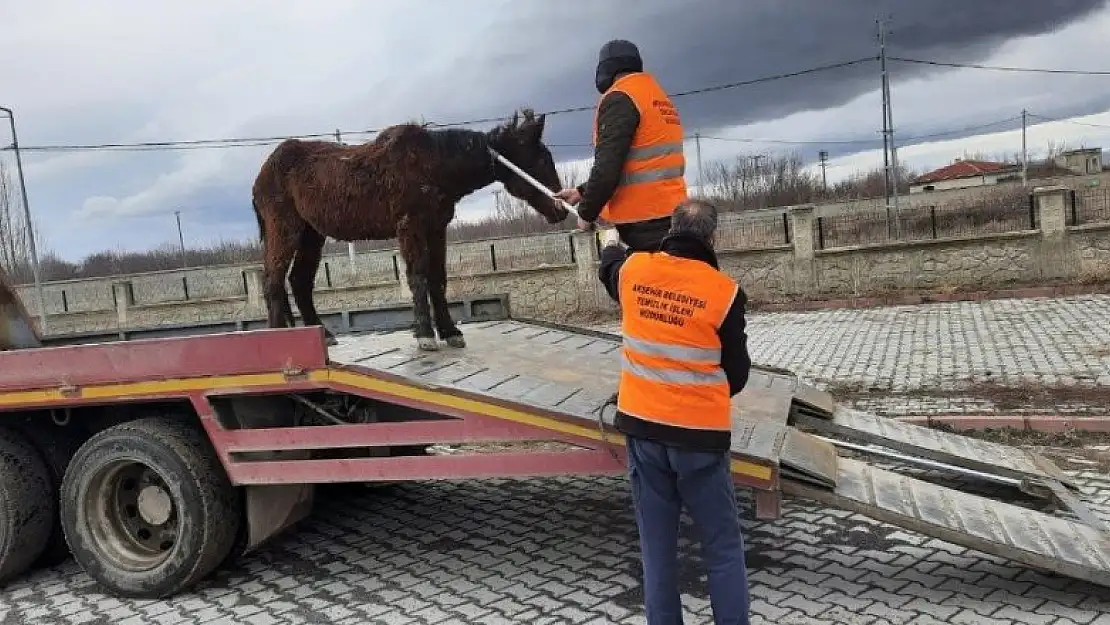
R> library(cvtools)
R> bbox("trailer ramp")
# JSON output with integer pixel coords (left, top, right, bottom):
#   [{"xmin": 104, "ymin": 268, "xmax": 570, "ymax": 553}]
[
  {"xmin": 783, "ymin": 457, "xmax": 1110, "ymax": 587},
  {"xmin": 329, "ymin": 319, "xmax": 1110, "ymax": 588},
  {"xmin": 792, "ymin": 405, "xmax": 1076, "ymax": 488},
  {"xmin": 328, "ymin": 320, "xmax": 837, "ymax": 494}
]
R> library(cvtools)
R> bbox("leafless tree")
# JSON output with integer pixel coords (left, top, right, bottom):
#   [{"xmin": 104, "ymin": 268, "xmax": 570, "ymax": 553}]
[{"xmin": 0, "ymin": 161, "xmax": 38, "ymax": 283}]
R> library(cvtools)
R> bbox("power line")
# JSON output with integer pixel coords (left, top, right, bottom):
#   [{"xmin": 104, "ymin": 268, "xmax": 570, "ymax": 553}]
[
  {"xmin": 7, "ymin": 55, "xmax": 1108, "ymax": 155},
  {"xmin": 889, "ymin": 56, "xmax": 1110, "ymax": 76},
  {"xmin": 697, "ymin": 115, "xmax": 1024, "ymax": 148},
  {"xmin": 6, "ymin": 57, "xmax": 877, "ymax": 154},
  {"xmin": 1026, "ymin": 112, "xmax": 1110, "ymax": 129}
]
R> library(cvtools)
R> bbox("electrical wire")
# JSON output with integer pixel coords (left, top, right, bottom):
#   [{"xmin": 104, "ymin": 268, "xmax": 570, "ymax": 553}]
[
  {"xmin": 889, "ymin": 56, "xmax": 1110, "ymax": 76},
  {"xmin": 6, "ymin": 55, "xmax": 1109, "ymax": 155},
  {"xmin": 7, "ymin": 57, "xmax": 877, "ymax": 154},
  {"xmin": 1027, "ymin": 112, "xmax": 1110, "ymax": 130}
]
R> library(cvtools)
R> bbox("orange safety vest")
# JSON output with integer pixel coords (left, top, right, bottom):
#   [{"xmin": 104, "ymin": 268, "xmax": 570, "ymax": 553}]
[
  {"xmin": 592, "ymin": 72, "xmax": 688, "ymax": 225},
  {"xmin": 616, "ymin": 251, "xmax": 738, "ymax": 431}
]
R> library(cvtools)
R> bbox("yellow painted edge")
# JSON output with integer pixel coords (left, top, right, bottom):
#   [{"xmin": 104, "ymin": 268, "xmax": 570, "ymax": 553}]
[
  {"xmin": 320, "ymin": 369, "xmax": 774, "ymax": 483},
  {"xmin": 0, "ymin": 372, "xmax": 291, "ymax": 406},
  {"xmin": 0, "ymin": 366, "xmax": 775, "ymax": 483}
]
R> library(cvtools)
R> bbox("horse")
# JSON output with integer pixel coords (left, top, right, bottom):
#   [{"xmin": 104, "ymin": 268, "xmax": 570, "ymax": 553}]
[{"xmin": 251, "ymin": 109, "xmax": 569, "ymax": 351}]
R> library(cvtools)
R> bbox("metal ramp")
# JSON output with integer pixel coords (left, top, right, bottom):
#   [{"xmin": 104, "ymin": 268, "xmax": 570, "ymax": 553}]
[
  {"xmin": 327, "ymin": 318, "xmax": 1110, "ymax": 589},
  {"xmin": 784, "ymin": 457, "xmax": 1110, "ymax": 588},
  {"xmin": 792, "ymin": 405, "xmax": 1077, "ymax": 488}
]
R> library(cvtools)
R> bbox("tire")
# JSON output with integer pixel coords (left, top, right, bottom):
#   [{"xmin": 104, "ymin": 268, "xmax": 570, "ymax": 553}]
[
  {"xmin": 0, "ymin": 426, "xmax": 55, "ymax": 585},
  {"xmin": 33, "ymin": 436, "xmax": 81, "ymax": 568},
  {"xmin": 60, "ymin": 417, "xmax": 241, "ymax": 598}
]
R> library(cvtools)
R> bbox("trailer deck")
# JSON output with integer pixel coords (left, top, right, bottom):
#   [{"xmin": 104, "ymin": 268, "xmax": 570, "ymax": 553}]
[{"xmin": 0, "ymin": 311, "xmax": 1108, "ymax": 596}]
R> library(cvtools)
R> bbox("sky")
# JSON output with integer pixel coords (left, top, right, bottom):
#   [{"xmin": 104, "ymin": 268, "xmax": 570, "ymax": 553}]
[{"xmin": 2, "ymin": 0, "xmax": 1110, "ymax": 262}]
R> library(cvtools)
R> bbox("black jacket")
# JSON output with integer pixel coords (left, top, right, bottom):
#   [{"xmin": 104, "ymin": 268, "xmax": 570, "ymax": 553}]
[
  {"xmin": 576, "ymin": 81, "xmax": 673, "ymax": 253},
  {"xmin": 598, "ymin": 235, "xmax": 752, "ymax": 452}
]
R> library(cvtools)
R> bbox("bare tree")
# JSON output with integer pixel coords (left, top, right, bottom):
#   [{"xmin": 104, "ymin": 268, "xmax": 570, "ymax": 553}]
[{"xmin": 0, "ymin": 161, "xmax": 36, "ymax": 283}]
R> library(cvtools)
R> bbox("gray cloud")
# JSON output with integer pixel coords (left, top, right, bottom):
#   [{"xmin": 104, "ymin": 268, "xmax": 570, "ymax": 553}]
[
  {"xmin": 445, "ymin": 0, "xmax": 1107, "ymax": 159},
  {"xmin": 6, "ymin": 0, "xmax": 1110, "ymax": 261}
]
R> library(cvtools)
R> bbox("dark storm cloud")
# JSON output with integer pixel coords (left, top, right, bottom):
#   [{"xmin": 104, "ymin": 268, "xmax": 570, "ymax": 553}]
[{"xmin": 435, "ymin": 0, "xmax": 1107, "ymax": 160}]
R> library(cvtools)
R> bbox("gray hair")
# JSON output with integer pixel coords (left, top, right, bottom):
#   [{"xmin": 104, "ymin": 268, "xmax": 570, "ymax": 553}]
[{"xmin": 667, "ymin": 199, "xmax": 718, "ymax": 244}]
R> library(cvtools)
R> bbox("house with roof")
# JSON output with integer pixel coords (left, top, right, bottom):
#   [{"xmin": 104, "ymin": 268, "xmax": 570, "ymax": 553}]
[
  {"xmin": 1053, "ymin": 147, "xmax": 1103, "ymax": 175},
  {"xmin": 909, "ymin": 159, "xmax": 1022, "ymax": 194}
]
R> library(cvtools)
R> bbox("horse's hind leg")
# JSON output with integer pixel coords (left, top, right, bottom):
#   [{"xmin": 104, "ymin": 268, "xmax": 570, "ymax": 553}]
[
  {"xmin": 427, "ymin": 225, "xmax": 464, "ymax": 348},
  {"xmin": 289, "ymin": 227, "xmax": 336, "ymax": 345},
  {"xmin": 397, "ymin": 220, "xmax": 437, "ymax": 351},
  {"xmin": 261, "ymin": 223, "xmax": 301, "ymax": 330}
]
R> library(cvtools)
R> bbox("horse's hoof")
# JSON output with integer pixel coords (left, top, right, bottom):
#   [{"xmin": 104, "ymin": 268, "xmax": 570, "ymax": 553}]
[
  {"xmin": 444, "ymin": 335, "xmax": 466, "ymax": 349},
  {"xmin": 417, "ymin": 337, "xmax": 439, "ymax": 351}
]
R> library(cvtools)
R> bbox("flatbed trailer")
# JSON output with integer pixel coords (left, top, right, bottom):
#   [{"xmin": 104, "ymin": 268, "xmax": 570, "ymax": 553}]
[{"xmin": 0, "ymin": 304, "xmax": 1108, "ymax": 599}]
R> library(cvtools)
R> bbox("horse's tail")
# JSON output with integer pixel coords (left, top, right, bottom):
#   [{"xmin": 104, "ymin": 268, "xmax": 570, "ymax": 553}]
[
  {"xmin": 252, "ymin": 196, "xmax": 265, "ymax": 244},
  {"xmin": 252, "ymin": 138, "xmax": 306, "ymax": 246}
]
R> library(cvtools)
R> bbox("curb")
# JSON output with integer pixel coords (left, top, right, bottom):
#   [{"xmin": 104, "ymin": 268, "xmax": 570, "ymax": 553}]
[{"xmin": 895, "ymin": 415, "xmax": 1110, "ymax": 433}]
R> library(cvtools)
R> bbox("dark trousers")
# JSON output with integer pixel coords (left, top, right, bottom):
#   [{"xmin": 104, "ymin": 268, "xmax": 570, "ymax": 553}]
[
  {"xmin": 626, "ymin": 436, "xmax": 750, "ymax": 625},
  {"xmin": 616, "ymin": 216, "xmax": 670, "ymax": 253}
]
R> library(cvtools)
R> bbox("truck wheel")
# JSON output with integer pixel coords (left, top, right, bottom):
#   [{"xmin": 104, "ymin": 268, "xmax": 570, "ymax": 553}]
[
  {"xmin": 60, "ymin": 417, "xmax": 241, "ymax": 598},
  {"xmin": 34, "ymin": 436, "xmax": 82, "ymax": 568},
  {"xmin": 0, "ymin": 426, "xmax": 54, "ymax": 584}
]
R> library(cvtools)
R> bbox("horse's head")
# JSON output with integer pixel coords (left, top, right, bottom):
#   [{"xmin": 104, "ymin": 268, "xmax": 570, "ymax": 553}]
[{"xmin": 487, "ymin": 109, "xmax": 569, "ymax": 224}]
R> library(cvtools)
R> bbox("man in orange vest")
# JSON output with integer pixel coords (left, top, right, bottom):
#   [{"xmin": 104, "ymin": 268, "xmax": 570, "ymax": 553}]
[
  {"xmin": 556, "ymin": 40, "xmax": 687, "ymax": 252},
  {"xmin": 597, "ymin": 198, "xmax": 752, "ymax": 624}
]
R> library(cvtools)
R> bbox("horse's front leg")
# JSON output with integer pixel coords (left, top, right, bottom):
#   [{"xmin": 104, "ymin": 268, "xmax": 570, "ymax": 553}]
[
  {"xmin": 427, "ymin": 225, "xmax": 464, "ymax": 348},
  {"xmin": 397, "ymin": 222, "xmax": 437, "ymax": 351}
]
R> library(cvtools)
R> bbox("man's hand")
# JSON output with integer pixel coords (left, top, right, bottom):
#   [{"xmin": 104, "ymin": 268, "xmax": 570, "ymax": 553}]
[
  {"xmin": 576, "ymin": 217, "xmax": 596, "ymax": 232},
  {"xmin": 555, "ymin": 188, "xmax": 582, "ymax": 206}
]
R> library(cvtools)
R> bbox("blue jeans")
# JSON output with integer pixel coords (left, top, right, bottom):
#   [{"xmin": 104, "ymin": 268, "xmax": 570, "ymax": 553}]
[{"xmin": 626, "ymin": 436, "xmax": 750, "ymax": 625}]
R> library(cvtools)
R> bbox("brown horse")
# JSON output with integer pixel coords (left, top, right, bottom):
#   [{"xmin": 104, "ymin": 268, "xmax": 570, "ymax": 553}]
[{"xmin": 251, "ymin": 109, "xmax": 568, "ymax": 350}]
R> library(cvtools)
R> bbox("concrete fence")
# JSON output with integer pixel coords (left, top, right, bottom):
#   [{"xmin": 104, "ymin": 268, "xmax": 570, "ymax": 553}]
[{"xmin": 15, "ymin": 185, "xmax": 1110, "ymax": 338}]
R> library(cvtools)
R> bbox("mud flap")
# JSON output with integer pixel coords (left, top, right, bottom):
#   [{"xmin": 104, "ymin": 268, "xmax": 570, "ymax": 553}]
[{"xmin": 243, "ymin": 484, "xmax": 315, "ymax": 553}]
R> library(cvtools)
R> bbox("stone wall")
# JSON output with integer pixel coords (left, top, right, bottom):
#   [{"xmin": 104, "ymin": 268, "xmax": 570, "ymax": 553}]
[{"xmin": 13, "ymin": 186, "xmax": 1110, "ymax": 337}]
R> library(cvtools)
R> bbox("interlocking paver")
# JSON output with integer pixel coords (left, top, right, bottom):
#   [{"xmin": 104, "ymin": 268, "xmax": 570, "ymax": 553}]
[
  {"xmin": 2, "ymin": 296, "xmax": 1110, "ymax": 623},
  {"xmin": 596, "ymin": 293, "xmax": 1110, "ymax": 414}
]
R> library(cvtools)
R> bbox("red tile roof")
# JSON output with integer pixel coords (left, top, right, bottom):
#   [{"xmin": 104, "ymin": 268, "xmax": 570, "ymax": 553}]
[{"xmin": 911, "ymin": 160, "xmax": 1019, "ymax": 185}]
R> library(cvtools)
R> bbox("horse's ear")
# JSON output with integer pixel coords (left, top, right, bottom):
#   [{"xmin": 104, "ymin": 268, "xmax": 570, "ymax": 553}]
[{"xmin": 522, "ymin": 113, "xmax": 545, "ymax": 143}]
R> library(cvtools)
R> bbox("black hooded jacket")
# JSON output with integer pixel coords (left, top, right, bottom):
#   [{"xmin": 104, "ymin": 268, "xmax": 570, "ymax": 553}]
[
  {"xmin": 577, "ymin": 41, "xmax": 672, "ymax": 252},
  {"xmin": 597, "ymin": 234, "xmax": 753, "ymax": 452}
]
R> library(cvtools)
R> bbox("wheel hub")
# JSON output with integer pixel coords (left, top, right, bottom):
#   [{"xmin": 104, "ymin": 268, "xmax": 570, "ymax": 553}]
[
  {"xmin": 84, "ymin": 461, "xmax": 180, "ymax": 572},
  {"xmin": 137, "ymin": 485, "xmax": 172, "ymax": 526}
]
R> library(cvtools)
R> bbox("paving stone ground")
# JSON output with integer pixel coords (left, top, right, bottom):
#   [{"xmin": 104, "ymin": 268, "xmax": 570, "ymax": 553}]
[
  {"xmin": 2, "ymin": 294, "xmax": 1110, "ymax": 624},
  {"xmin": 595, "ymin": 293, "xmax": 1110, "ymax": 416}
]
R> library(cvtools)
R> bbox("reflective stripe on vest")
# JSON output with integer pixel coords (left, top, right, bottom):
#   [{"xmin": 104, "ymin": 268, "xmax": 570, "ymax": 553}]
[
  {"xmin": 592, "ymin": 72, "xmax": 688, "ymax": 225},
  {"xmin": 615, "ymin": 252, "xmax": 738, "ymax": 431}
]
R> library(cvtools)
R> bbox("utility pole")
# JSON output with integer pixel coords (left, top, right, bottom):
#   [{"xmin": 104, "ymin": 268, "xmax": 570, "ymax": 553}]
[
  {"xmin": 334, "ymin": 129, "xmax": 358, "ymax": 270},
  {"xmin": 818, "ymin": 150, "xmax": 829, "ymax": 192},
  {"xmin": 694, "ymin": 132, "xmax": 704, "ymax": 193},
  {"xmin": 0, "ymin": 106, "xmax": 48, "ymax": 334},
  {"xmin": 174, "ymin": 210, "xmax": 187, "ymax": 269},
  {"xmin": 877, "ymin": 19, "xmax": 891, "ymax": 214},
  {"xmin": 1021, "ymin": 109, "xmax": 1028, "ymax": 186}
]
